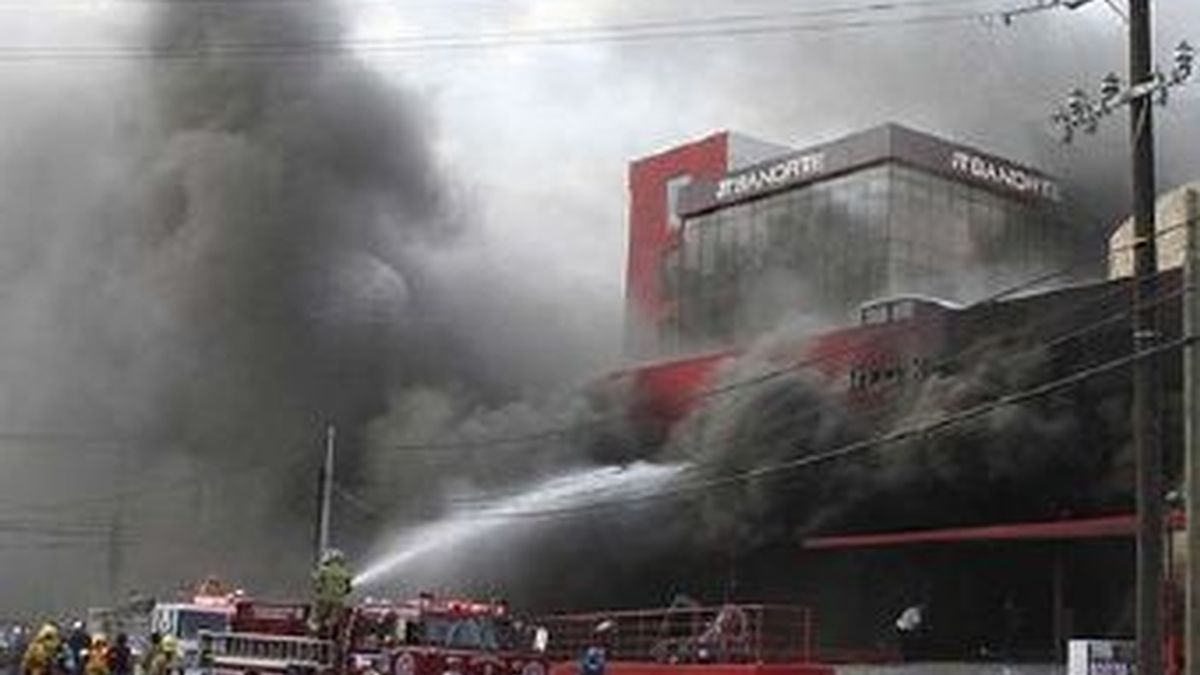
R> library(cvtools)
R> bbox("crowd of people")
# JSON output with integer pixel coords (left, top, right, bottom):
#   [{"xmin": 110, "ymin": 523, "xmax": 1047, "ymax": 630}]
[{"xmin": 4, "ymin": 623, "xmax": 179, "ymax": 675}]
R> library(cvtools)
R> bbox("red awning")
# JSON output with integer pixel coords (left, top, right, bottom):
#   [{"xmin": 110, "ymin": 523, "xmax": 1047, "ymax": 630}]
[{"xmin": 801, "ymin": 513, "xmax": 1175, "ymax": 550}]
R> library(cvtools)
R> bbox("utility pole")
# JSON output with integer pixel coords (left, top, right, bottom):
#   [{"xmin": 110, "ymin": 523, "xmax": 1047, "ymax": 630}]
[
  {"xmin": 1052, "ymin": 6, "xmax": 1194, "ymax": 669},
  {"xmin": 316, "ymin": 424, "xmax": 336, "ymax": 563},
  {"xmin": 1182, "ymin": 187, "xmax": 1200, "ymax": 675},
  {"xmin": 1128, "ymin": 4, "xmax": 1164, "ymax": 675}
]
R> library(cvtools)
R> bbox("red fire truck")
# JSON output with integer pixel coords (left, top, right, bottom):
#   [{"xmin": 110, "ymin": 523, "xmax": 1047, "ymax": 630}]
[{"xmin": 199, "ymin": 595, "xmax": 549, "ymax": 675}]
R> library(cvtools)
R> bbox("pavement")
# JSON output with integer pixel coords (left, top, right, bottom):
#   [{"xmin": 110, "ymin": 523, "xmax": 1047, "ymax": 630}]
[{"xmin": 836, "ymin": 664, "xmax": 1062, "ymax": 675}]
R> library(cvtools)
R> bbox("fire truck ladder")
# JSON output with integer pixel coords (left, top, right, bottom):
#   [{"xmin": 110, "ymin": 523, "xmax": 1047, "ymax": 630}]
[{"xmin": 200, "ymin": 631, "xmax": 335, "ymax": 675}]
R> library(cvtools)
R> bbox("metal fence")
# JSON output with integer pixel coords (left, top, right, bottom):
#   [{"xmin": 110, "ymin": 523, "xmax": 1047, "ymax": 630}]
[{"xmin": 538, "ymin": 604, "xmax": 814, "ymax": 665}]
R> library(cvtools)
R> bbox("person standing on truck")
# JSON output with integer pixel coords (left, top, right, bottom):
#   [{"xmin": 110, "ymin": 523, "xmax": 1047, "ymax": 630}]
[{"xmin": 312, "ymin": 549, "xmax": 353, "ymax": 637}]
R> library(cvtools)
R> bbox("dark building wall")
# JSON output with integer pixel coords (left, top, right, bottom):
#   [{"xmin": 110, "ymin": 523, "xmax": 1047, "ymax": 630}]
[
  {"xmin": 591, "ymin": 270, "xmax": 1183, "ymax": 660},
  {"xmin": 787, "ymin": 541, "xmax": 1136, "ymax": 661}
]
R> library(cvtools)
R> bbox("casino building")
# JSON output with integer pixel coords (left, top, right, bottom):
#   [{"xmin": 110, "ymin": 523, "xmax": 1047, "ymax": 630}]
[
  {"xmin": 611, "ymin": 127, "xmax": 1168, "ymax": 658},
  {"xmin": 625, "ymin": 123, "xmax": 1079, "ymax": 356}
]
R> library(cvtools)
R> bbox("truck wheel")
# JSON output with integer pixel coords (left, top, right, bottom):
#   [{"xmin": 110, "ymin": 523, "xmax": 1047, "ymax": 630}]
[{"xmin": 393, "ymin": 653, "xmax": 416, "ymax": 675}]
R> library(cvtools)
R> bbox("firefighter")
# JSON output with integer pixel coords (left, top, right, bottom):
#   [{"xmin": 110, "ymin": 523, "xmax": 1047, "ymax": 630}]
[
  {"xmin": 145, "ymin": 636, "xmax": 178, "ymax": 675},
  {"xmin": 894, "ymin": 604, "xmax": 924, "ymax": 661},
  {"xmin": 21, "ymin": 625, "xmax": 60, "ymax": 675},
  {"xmin": 83, "ymin": 635, "xmax": 109, "ymax": 675},
  {"xmin": 8, "ymin": 625, "xmax": 29, "ymax": 675},
  {"xmin": 580, "ymin": 620, "xmax": 613, "ymax": 675},
  {"xmin": 54, "ymin": 635, "xmax": 76, "ymax": 675},
  {"xmin": 64, "ymin": 623, "xmax": 88, "ymax": 675},
  {"xmin": 139, "ymin": 634, "xmax": 159, "ymax": 675},
  {"xmin": 104, "ymin": 635, "xmax": 130, "ymax": 675},
  {"xmin": 312, "ymin": 549, "xmax": 353, "ymax": 636}
]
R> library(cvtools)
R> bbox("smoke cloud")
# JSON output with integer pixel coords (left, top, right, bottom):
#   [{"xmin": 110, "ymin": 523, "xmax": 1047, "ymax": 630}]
[{"xmin": 0, "ymin": 0, "xmax": 622, "ymax": 615}]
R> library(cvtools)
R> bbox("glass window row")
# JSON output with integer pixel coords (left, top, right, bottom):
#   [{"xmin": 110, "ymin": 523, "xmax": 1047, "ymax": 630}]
[{"xmin": 660, "ymin": 162, "xmax": 1068, "ymax": 349}]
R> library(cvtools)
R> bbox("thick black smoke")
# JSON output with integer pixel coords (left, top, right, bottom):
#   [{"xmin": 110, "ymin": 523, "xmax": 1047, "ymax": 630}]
[
  {"xmin": 381, "ymin": 294, "xmax": 1152, "ymax": 616},
  {"xmin": 0, "ymin": 1, "xmax": 619, "ymax": 615},
  {"xmin": 664, "ymin": 298, "xmax": 1144, "ymax": 550}
]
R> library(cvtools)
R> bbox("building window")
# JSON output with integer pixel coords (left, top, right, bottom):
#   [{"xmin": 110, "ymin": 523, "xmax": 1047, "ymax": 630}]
[
  {"xmin": 861, "ymin": 305, "xmax": 888, "ymax": 325},
  {"xmin": 666, "ymin": 174, "xmax": 694, "ymax": 233},
  {"xmin": 661, "ymin": 157, "xmax": 1059, "ymax": 349}
]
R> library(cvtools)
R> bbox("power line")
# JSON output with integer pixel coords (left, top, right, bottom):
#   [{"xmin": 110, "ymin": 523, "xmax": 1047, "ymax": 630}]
[
  {"xmin": 0, "ymin": 430, "xmax": 172, "ymax": 450},
  {"xmin": 0, "ymin": 446, "xmax": 318, "ymax": 515},
  {"xmin": 0, "ymin": 0, "xmax": 1004, "ymax": 15},
  {"xmin": 445, "ymin": 336, "xmax": 1192, "ymax": 521},
  {"xmin": 5, "ymin": 268, "xmax": 1157, "ymax": 541},
  {"xmin": 0, "ymin": 224, "xmax": 1185, "ymax": 523},
  {"xmin": 0, "ymin": 0, "xmax": 1052, "ymax": 62},
  {"xmin": 376, "ymin": 220, "xmax": 1185, "ymax": 455},
  {"xmin": 1101, "ymin": 0, "xmax": 1130, "ymax": 24},
  {"xmin": 421, "ymin": 220, "xmax": 1194, "ymax": 509},
  {"xmin": 352, "ymin": 272, "xmax": 1179, "ymax": 513},
  {"xmin": 333, "ymin": 482, "xmax": 385, "ymax": 521},
  {"xmin": 0, "ymin": 0, "xmax": 516, "ymax": 6}
]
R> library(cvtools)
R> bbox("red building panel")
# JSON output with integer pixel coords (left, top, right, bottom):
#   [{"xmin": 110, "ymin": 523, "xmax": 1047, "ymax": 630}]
[
  {"xmin": 800, "ymin": 513, "xmax": 1185, "ymax": 550},
  {"xmin": 629, "ymin": 350, "xmax": 734, "ymax": 427},
  {"xmin": 626, "ymin": 133, "xmax": 731, "ymax": 353}
]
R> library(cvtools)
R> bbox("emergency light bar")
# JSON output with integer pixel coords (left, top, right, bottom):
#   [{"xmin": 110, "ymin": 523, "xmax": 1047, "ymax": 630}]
[{"xmin": 414, "ymin": 593, "xmax": 508, "ymax": 616}]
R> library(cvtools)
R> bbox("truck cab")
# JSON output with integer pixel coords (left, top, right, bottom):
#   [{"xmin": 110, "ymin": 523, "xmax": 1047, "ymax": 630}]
[
  {"xmin": 346, "ymin": 597, "xmax": 547, "ymax": 675},
  {"xmin": 151, "ymin": 599, "xmax": 236, "ymax": 675}
]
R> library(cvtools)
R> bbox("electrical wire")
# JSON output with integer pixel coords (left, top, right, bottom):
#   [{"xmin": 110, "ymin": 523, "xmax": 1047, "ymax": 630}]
[
  {"xmin": 440, "ymin": 335, "xmax": 1192, "ymax": 521},
  {"xmin": 375, "ymin": 219, "xmax": 1186, "ymax": 455},
  {"xmin": 1, "ymin": 221, "xmax": 1189, "ymax": 524},
  {"xmin": 0, "ymin": 0, "xmax": 991, "ymax": 7},
  {"xmin": 1, "ymin": 273, "xmax": 1180, "ymax": 571},
  {"xmin": 420, "ymin": 218, "xmax": 1197, "ymax": 508},
  {"xmin": 0, "ymin": 446, "xmax": 319, "ymax": 515},
  {"xmin": 351, "ymin": 268, "xmax": 1183, "ymax": 512},
  {"xmin": 1101, "ymin": 0, "xmax": 1130, "ymax": 24},
  {"xmin": 0, "ymin": 0, "xmax": 1054, "ymax": 63},
  {"xmin": 0, "ymin": 0, "xmax": 503, "ymax": 6},
  {"xmin": 0, "ymin": 430, "xmax": 173, "ymax": 450},
  {"xmin": 333, "ymin": 482, "xmax": 386, "ymax": 521},
  {"xmin": 0, "ymin": 220, "xmax": 1189, "ymax": 530}
]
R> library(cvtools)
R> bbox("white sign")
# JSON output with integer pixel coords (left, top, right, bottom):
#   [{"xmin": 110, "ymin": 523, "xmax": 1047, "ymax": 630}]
[
  {"xmin": 715, "ymin": 152, "xmax": 825, "ymax": 201},
  {"xmin": 1067, "ymin": 639, "xmax": 1135, "ymax": 675},
  {"xmin": 950, "ymin": 150, "xmax": 1061, "ymax": 202}
]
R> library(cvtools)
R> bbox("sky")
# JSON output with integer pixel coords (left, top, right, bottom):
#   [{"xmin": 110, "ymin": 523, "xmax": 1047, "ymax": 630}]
[{"xmin": 346, "ymin": 0, "xmax": 1198, "ymax": 297}]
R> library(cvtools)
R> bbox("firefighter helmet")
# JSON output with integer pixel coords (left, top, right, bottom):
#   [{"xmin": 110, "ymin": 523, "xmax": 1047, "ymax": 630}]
[{"xmin": 35, "ymin": 624, "xmax": 59, "ymax": 643}]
